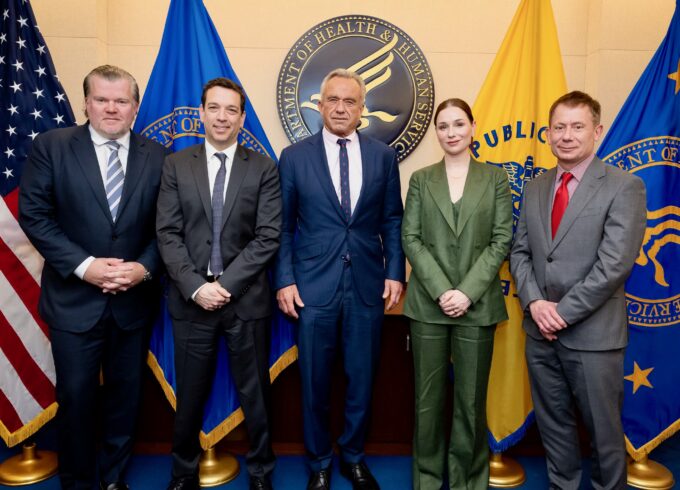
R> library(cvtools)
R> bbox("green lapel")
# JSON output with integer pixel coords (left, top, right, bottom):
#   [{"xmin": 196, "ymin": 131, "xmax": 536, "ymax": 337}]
[
  {"xmin": 425, "ymin": 160, "xmax": 456, "ymax": 234},
  {"xmin": 457, "ymin": 160, "xmax": 489, "ymax": 236}
]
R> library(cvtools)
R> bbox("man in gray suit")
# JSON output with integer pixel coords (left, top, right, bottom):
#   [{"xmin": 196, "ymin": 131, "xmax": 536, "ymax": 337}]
[{"xmin": 511, "ymin": 91, "xmax": 647, "ymax": 489}]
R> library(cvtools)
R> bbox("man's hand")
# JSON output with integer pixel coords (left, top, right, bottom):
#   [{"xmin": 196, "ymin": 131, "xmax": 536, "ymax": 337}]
[
  {"xmin": 102, "ymin": 261, "xmax": 148, "ymax": 293},
  {"xmin": 194, "ymin": 282, "xmax": 231, "ymax": 311},
  {"xmin": 529, "ymin": 300, "xmax": 566, "ymax": 340},
  {"xmin": 83, "ymin": 258, "xmax": 125, "ymax": 292},
  {"xmin": 277, "ymin": 284, "xmax": 305, "ymax": 319},
  {"xmin": 439, "ymin": 289, "xmax": 471, "ymax": 318},
  {"xmin": 383, "ymin": 279, "xmax": 403, "ymax": 311}
]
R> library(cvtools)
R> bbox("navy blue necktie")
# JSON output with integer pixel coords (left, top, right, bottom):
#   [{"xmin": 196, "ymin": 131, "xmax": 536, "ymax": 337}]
[
  {"xmin": 337, "ymin": 138, "xmax": 351, "ymax": 220},
  {"xmin": 210, "ymin": 152, "xmax": 227, "ymax": 276}
]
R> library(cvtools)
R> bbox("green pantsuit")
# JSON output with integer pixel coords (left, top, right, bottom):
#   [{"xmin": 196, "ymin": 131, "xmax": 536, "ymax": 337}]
[{"xmin": 402, "ymin": 159, "xmax": 513, "ymax": 489}]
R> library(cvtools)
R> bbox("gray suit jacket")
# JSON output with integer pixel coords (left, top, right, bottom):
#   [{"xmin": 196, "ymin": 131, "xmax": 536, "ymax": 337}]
[
  {"xmin": 156, "ymin": 143, "xmax": 281, "ymax": 324},
  {"xmin": 510, "ymin": 157, "xmax": 647, "ymax": 350}
]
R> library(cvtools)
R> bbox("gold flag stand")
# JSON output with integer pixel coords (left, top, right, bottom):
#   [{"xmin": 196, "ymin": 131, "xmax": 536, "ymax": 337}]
[
  {"xmin": 488, "ymin": 452, "xmax": 526, "ymax": 488},
  {"xmin": 627, "ymin": 456, "xmax": 674, "ymax": 490},
  {"xmin": 198, "ymin": 447, "xmax": 239, "ymax": 487},
  {"xmin": 0, "ymin": 442, "xmax": 57, "ymax": 486}
]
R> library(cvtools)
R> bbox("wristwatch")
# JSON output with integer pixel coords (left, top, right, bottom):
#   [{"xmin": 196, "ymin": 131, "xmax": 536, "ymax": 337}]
[{"xmin": 142, "ymin": 268, "xmax": 152, "ymax": 282}]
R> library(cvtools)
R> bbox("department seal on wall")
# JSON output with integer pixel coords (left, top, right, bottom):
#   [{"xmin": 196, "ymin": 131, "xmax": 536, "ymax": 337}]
[{"xmin": 277, "ymin": 15, "xmax": 435, "ymax": 162}]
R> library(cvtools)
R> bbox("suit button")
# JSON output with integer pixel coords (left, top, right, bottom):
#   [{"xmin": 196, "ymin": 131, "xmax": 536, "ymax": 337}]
[
  {"xmin": 206, "ymin": 240, "xmax": 211, "ymax": 245},
  {"xmin": 111, "ymin": 234, "xmax": 117, "ymax": 241},
  {"xmin": 547, "ymin": 257, "xmax": 553, "ymax": 263}
]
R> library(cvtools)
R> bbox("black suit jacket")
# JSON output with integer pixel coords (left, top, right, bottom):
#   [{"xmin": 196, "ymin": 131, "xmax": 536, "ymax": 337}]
[
  {"xmin": 18, "ymin": 124, "xmax": 167, "ymax": 332},
  {"xmin": 156, "ymin": 144, "xmax": 281, "ymax": 324}
]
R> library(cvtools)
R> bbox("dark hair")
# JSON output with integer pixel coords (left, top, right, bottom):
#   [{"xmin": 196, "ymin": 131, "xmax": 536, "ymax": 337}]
[
  {"xmin": 83, "ymin": 65, "xmax": 139, "ymax": 104},
  {"xmin": 201, "ymin": 78, "xmax": 246, "ymax": 113},
  {"xmin": 433, "ymin": 98, "xmax": 474, "ymax": 126},
  {"xmin": 549, "ymin": 91, "xmax": 601, "ymax": 125}
]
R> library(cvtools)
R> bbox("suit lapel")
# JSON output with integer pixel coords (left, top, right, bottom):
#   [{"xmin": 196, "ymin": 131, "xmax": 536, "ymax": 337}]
[
  {"xmin": 221, "ymin": 145, "xmax": 249, "ymax": 228},
  {"xmin": 116, "ymin": 132, "xmax": 146, "ymax": 221},
  {"xmin": 550, "ymin": 158, "xmax": 606, "ymax": 250},
  {"xmin": 190, "ymin": 145, "xmax": 213, "ymax": 227},
  {"xmin": 539, "ymin": 168, "xmax": 556, "ymax": 246},
  {"xmin": 457, "ymin": 160, "xmax": 488, "ymax": 236},
  {"xmin": 351, "ymin": 132, "xmax": 375, "ymax": 223},
  {"xmin": 309, "ymin": 132, "xmax": 346, "ymax": 222},
  {"xmin": 425, "ymin": 160, "xmax": 456, "ymax": 234},
  {"xmin": 70, "ymin": 125, "xmax": 113, "ymax": 224}
]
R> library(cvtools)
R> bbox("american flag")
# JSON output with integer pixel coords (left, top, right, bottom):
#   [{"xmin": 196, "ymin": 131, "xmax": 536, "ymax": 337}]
[{"xmin": 0, "ymin": 0, "xmax": 75, "ymax": 447}]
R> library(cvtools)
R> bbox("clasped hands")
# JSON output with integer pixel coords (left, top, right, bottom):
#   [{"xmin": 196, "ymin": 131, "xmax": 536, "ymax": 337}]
[
  {"xmin": 438, "ymin": 289, "xmax": 471, "ymax": 318},
  {"xmin": 528, "ymin": 299, "xmax": 567, "ymax": 341},
  {"xmin": 83, "ymin": 258, "xmax": 146, "ymax": 294}
]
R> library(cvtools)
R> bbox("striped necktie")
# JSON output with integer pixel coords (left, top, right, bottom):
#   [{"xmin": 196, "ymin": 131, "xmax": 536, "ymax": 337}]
[{"xmin": 105, "ymin": 140, "xmax": 124, "ymax": 222}]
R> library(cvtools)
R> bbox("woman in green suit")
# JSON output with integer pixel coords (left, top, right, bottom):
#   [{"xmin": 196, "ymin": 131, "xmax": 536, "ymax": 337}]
[{"xmin": 402, "ymin": 98, "xmax": 512, "ymax": 489}]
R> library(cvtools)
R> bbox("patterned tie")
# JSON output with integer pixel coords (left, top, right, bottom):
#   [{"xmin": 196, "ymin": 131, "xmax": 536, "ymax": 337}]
[
  {"xmin": 105, "ymin": 140, "xmax": 124, "ymax": 222},
  {"xmin": 337, "ymin": 138, "xmax": 351, "ymax": 220},
  {"xmin": 551, "ymin": 172, "xmax": 574, "ymax": 239},
  {"xmin": 210, "ymin": 152, "xmax": 227, "ymax": 276}
]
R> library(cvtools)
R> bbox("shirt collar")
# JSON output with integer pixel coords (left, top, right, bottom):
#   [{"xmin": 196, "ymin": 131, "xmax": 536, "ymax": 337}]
[
  {"xmin": 556, "ymin": 153, "xmax": 595, "ymax": 183},
  {"xmin": 88, "ymin": 124, "xmax": 131, "ymax": 151},
  {"xmin": 322, "ymin": 127, "xmax": 357, "ymax": 146},
  {"xmin": 205, "ymin": 140, "xmax": 238, "ymax": 163}
]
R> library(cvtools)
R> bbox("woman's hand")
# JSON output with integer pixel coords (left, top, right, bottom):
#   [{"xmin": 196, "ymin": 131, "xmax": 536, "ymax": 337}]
[{"xmin": 438, "ymin": 289, "xmax": 472, "ymax": 318}]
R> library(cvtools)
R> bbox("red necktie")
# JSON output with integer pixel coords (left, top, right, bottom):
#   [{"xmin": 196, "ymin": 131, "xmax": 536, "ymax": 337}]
[{"xmin": 551, "ymin": 172, "xmax": 573, "ymax": 239}]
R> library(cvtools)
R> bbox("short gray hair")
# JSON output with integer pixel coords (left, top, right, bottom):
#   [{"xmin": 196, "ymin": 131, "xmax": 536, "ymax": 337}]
[{"xmin": 319, "ymin": 69, "xmax": 366, "ymax": 104}]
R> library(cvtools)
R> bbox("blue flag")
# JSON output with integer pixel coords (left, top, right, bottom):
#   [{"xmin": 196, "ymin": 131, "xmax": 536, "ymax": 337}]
[
  {"xmin": 597, "ymin": 0, "xmax": 680, "ymax": 460},
  {"xmin": 133, "ymin": 0, "xmax": 296, "ymax": 448}
]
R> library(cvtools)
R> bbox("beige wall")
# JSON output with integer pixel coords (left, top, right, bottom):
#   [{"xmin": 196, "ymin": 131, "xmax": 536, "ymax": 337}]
[{"xmin": 33, "ymin": 0, "xmax": 674, "ymax": 191}]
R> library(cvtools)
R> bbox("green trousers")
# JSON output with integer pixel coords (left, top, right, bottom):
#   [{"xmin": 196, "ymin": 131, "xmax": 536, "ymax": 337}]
[{"xmin": 411, "ymin": 321, "xmax": 495, "ymax": 490}]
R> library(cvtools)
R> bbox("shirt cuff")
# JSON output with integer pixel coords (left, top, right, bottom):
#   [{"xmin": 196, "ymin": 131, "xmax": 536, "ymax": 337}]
[
  {"xmin": 191, "ymin": 283, "xmax": 208, "ymax": 301},
  {"xmin": 74, "ymin": 256, "xmax": 95, "ymax": 280}
]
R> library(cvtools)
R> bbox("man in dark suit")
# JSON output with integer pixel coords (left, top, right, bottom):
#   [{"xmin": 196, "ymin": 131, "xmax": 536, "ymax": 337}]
[
  {"xmin": 511, "ymin": 91, "xmax": 647, "ymax": 489},
  {"xmin": 19, "ymin": 65, "xmax": 166, "ymax": 490},
  {"xmin": 156, "ymin": 78, "xmax": 280, "ymax": 490},
  {"xmin": 274, "ymin": 69, "xmax": 405, "ymax": 490}
]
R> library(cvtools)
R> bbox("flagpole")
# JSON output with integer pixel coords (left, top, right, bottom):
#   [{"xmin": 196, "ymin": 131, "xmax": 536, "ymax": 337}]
[
  {"xmin": 488, "ymin": 453, "xmax": 526, "ymax": 488},
  {"xmin": 198, "ymin": 447, "xmax": 239, "ymax": 487},
  {"xmin": 0, "ymin": 442, "xmax": 57, "ymax": 486},
  {"xmin": 627, "ymin": 457, "xmax": 674, "ymax": 490}
]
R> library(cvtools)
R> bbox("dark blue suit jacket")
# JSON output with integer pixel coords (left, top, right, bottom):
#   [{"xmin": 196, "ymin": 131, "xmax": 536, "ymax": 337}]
[
  {"xmin": 274, "ymin": 131, "xmax": 405, "ymax": 307},
  {"xmin": 19, "ymin": 124, "xmax": 166, "ymax": 333}
]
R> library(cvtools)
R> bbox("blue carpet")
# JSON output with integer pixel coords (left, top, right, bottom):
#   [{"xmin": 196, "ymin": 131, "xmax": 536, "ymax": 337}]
[{"xmin": 1, "ymin": 435, "xmax": 678, "ymax": 488}]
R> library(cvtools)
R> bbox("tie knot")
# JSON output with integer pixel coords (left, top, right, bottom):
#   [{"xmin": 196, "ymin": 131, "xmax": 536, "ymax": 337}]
[
  {"xmin": 106, "ymin": 140, "xmax": 120, "ymax": 151},
  {"xmin": 561, "ymin": 172, "xmax": 573, "ymax": 184},
  {"xmin": 337, "ymin": 138, "xmax": 348, "ymax": 148},
  {"xmin": 215, "ymin": 152, "xmax": 227, "ymax": 165}
]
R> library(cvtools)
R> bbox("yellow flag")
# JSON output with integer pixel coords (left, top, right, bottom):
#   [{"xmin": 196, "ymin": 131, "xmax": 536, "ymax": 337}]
[{"xmin": 472, "ymin": 0, "xmax": 567, "ymax": 451}]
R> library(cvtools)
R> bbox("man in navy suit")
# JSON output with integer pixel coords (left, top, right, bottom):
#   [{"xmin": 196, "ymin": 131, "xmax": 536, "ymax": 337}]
[
  {"xmin": 19, "ymin": 65, "xmax": 166, "ymax": 490},
  {"xmin": 275, "ymin": 69, "xmax": 405, "ymax": 490}
]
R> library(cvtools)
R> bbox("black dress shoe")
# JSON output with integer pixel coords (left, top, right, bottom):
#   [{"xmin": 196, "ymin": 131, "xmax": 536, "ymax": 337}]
[
  {"xmin": 249, "ymin": 475, "xmax": 273, "ymax": 490},
  {"xmin": 306, "ymin": 468, "xmax": 331, "ymax": 490},
  {"xmin": 100, "ymin": 483, "xmax": 129, "ymax": 490},
  {"xmin": 339, "ymin": 461, "xmax": 380, "ymax": 490},
  {"xmin": 166, "ymin": 475, "xmax": 200, "ymax": 490}
]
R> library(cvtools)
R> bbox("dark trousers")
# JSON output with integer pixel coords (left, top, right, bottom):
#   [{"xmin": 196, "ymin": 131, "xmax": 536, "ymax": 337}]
[
  {"xmin": 526, "ymin": 336, "xmax": 626, "ymax": 490},
  {"xmin": 50, "ymin": 308, "xmax": 147, "ymax": 490},
  {"xmin": 171, "ymin": 308, "xmax": 275, "ymax": 479},
  {"xmin": 297, "ymin": 266, "xmax": 384, "ymax": 471}
]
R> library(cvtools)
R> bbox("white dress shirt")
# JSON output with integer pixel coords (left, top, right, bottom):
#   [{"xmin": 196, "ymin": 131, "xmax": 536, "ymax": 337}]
[
  {"xmin": 73, "ymin": 127, "xmax": 132, "ymax": 279},
  {"xmin": 322, "ymin": 127, "xmax": 363, "ymax": 213}
]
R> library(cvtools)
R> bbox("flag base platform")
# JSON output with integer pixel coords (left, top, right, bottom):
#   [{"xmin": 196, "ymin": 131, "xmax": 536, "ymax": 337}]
[
  {"xmin": 627, "ymin": 456, "xmax": 675, "ymax": 490},
  {"xmin": 198, "ymin": 447, "xmax": 239, "ymax": 487},
  {"xmin": 0, "ymin": 442, "xmax": 57, "ymax": 486},
  {"xmin": 488, "ymin": 453, "xmax": 526, "ymax": 488}
]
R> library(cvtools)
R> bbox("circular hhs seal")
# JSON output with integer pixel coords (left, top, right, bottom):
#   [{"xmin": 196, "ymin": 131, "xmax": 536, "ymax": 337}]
[{"xmin": 277, "ymin": 15, "xmax": 435, "ymax": 162}]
